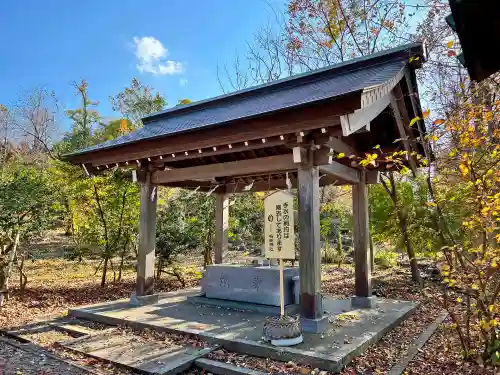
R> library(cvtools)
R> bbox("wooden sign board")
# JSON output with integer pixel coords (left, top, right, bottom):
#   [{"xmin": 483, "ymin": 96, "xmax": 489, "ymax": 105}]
[{"xmin": 264, "ymin": 190, "xmax": 295, "ymax": 259}]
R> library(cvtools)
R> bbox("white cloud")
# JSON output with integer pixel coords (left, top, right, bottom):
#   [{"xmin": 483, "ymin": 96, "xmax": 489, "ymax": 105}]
[
  {"xmin": 179, "ymin": 78, "xmax": 188, "ymax": 86},
  {"xmin": 132, "ymin": 36, "xmax": 184, "ymax": 75}
]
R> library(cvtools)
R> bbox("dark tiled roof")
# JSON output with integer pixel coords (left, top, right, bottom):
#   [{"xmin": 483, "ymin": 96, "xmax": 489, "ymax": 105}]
[{"xmin": 69, "ymin": 42, "xmax": 423, "ymax": 156}]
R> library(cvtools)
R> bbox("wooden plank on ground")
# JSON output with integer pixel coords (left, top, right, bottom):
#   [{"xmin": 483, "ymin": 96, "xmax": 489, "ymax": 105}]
[
  {"xmin": 62, "ymin": 331, "xmax": 217, "ymax": 375},
  {"xmin": 387, "ymin": 311, "xmax": 448, "ymax": 375}
]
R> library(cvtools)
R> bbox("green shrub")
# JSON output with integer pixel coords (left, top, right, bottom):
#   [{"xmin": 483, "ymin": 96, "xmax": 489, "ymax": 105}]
[
  {"xmin": 374, "ymin": 249, "xmax": 398, "ymax": 269},
  {"xmin": 322, "ymin": 240, "xmax": 345, "ymax": 265}
]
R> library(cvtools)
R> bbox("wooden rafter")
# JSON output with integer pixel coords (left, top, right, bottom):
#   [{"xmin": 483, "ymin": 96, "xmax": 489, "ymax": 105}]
[{"xmin": 389, "ymin": 92, "xmax": 418, "ymax": 175}]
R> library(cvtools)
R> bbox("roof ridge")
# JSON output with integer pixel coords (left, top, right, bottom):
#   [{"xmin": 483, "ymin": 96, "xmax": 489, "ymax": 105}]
[
  {"xmin": 64, "ymin": 43, "xmax": 423, "ymax": 159},
  {"xmin": 143, "ymin": 42, "xmax": 423, "ymax": 124}
]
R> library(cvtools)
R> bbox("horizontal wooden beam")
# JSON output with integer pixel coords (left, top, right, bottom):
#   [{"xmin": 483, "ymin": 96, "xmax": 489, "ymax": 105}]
[
  {"xmin": 159, "ymin": 180, "xmax": 215, "ymax": 190},
  {"xmin": 224, "ymin": 178, "xmax": 292, "ymax": 193},
  {"xmin": 325, "ymin": 136, "xmax": 356, "ymax": 156},
  {"xmin": 152, "ymin": 154, "xmax": 297, "ymax": 184},
  {"xmin": 223, "ymin": 173, "xmax": 356, "ymax": 193},
  {"xmin": 318, "ymin": 161, "xmax": 360, "ymax": 184}
]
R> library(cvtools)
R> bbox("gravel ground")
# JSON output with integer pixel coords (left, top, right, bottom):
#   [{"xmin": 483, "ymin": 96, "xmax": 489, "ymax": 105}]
[{"xmin": 0, "ymin": 339, "xmax": 89, "ymax": 375}]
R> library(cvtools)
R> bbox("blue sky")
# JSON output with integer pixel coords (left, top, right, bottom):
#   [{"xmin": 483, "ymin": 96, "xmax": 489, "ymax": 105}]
[{"xmin": 0, "ymin": 0, "xmax": 286, "ymax": 122}]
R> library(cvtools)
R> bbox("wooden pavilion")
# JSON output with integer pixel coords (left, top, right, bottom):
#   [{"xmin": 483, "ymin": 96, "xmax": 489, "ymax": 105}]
[{"xmin": 66, "ymin": 42, "xmax": 428, "ymax": 329}]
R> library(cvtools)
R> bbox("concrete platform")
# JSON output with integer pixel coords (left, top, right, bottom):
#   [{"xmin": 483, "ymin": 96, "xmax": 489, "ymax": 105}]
[{"xmin": 69, "ymin": 288, "xmax": 418, "ymax": 372}]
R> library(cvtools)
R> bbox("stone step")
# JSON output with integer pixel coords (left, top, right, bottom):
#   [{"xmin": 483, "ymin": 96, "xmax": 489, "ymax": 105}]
[
  {"xmin": 195, "ymin": 358, "xmax": 269, "ymax": 375},
  {"xmin": 187, "ymin": 295, "xmax": 299, "ymax": 315}
]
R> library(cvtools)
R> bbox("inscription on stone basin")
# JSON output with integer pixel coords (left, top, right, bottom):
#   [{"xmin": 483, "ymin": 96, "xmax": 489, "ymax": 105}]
[{"xmin": 201, "ymin": 264, "xmax": 299, "ymax": 306}]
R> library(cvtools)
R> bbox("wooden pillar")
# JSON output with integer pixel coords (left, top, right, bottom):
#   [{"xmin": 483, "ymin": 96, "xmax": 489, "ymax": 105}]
[
  {"xmin": 214, "ymin": 193, "xmax": 229, "ymax": 264},
  {"xmin": 136, "ymin": 171, "xmax": 157, "ymax": 296},
  {"xmin": 298, "ymin": 166, "xmax": 322, "ymax": 320},
  {"xmin": 369, "ymin": 231, "xmax": 375, "ymax": 270},
  {"xmin": 369, "ymin": 202, "xmax": 375, "ymax": 270},
  {"xmin": 352, "ymin": 170, "xmax": 372, "ymax": 298}
]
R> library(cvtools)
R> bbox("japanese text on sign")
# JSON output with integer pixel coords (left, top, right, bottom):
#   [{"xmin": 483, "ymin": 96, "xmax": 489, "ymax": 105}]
[{"xmin": 264, "ymin": 191, "xmax": 295, "ymax": 259}]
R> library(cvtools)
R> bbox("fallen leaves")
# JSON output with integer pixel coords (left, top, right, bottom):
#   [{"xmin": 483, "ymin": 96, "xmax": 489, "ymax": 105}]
[
  {"xmin": 336, "ymin": 312, "xmax": 359, "ymax": 322},
  {"xmin": 1, "ymin": 234, "xmax": 495, "ymax": 375},
  {"xmin": 406, "ymin": 324, "xmax": 496, "ymax": 375},
  {"xmin": 1, "ymin": 257, "xmax": 200, "ymax": 329},
  {"xmin": 19, "ymin": 329, "xmax": 75, "ymax": 347},
  {"xmin": 322, "ymin": 264, "xmax": 454, "ymax": 375}
]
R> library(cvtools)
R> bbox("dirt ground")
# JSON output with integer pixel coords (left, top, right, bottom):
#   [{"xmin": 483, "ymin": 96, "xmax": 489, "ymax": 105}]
[{"xmin": 0, "ymin": 233, "xmax": 496, "ymax": 374}]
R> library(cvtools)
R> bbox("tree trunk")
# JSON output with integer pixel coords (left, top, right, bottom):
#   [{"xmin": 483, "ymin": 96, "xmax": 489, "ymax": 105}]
[
  {"xmin": 337, "ymin": 230, "xmax": 343, "ymax": 268},
  {"xmin": 109, "ymin": 259, "xmax": 116, "ymax": 282},
  {"xmin": 5, "ymin": 232, "xmax": 20, "ymax": 282},
  {"xmin": 118, "ymin": 247, "xmax": 126, "ymax": 282},
  {"xmin": 101, "ymin": 257, "xmax": 108, "ymax": 287},
  {"xmin": 168, "ymin": 267, "xmax": 186, "ymax": 288},
  {"xmin": 203, "ymin": 228, "xmax": 213, "ymax": 268},
  {"xmin": 64, "ymin": 199, "xmax": 74, "ymax": 236},
  {"xmin": 0, "ymin": 231, "xmax": 20, "ymax": 305},
  {"xmin": 156, "ymin": 257, "xmax": 163, "ymax": 280},
  {"xmin": 19, "ymin": 254, "xmax": 28, "ymax": 294},
  {"xmin": 397, "ymin": 209, "xmax": 421, "ymax": 284},
  {"xmin": 204, "ymin": 246, "xmax": 212, "ymax": 268},
  {"xmin": 381, "ymin": 173, "xmax": 421, "ymax": 285}
]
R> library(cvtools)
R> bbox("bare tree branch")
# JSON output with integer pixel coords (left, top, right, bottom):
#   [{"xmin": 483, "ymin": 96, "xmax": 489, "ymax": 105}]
[{"xmin": 12, "ymin": 86, "xmax": 60, "ymax": 159}]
